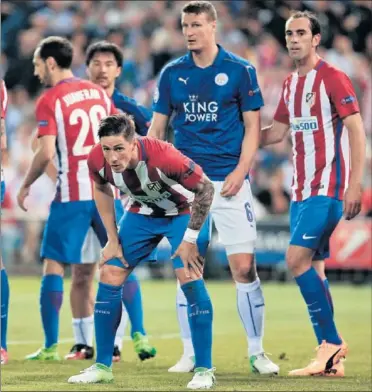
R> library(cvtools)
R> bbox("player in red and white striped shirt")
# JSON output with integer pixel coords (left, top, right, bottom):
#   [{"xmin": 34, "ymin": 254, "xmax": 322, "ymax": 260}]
[
  {"xmin": 260, "ymin": 11, "xmax": 366, "ymax": 377},
  {"xmin": 1, "ymin": 79, "xmax": 10, "ymax": 365},
  {"xmin": 68, "ymin": 113, "xmax": 215, "ymax": 388},
  {"xmin": 16, "ymin": 37, "xmax": 123, "ymax": 362}
]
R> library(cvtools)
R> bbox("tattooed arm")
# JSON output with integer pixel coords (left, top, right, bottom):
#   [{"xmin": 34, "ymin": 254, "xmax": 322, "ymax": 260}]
[
  {"xmin": 172, "ymin": 174, "xmax": 215, "ymax": 279},
  {"xmin": 188, "ymin": 174, "xmax": 214, "ymax": 231}
]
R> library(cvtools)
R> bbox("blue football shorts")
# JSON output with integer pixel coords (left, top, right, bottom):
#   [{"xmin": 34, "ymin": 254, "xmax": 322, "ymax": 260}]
[
  {"xmin": 41, "ymin": 200, "xmax": 123, "ymax": 264},
  {"xmin": 290, "ymin": 195, "xmax": 343, "ymax": 260},
  {"xmin": 107, "ymin": 212, "xmax": 212, "ymax": 269}
]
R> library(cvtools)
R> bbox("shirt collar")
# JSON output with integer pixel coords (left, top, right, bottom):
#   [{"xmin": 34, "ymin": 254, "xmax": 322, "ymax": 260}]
[{"xmin": 185, "ymin": 44, "xmax": 226, "ymax": 68}]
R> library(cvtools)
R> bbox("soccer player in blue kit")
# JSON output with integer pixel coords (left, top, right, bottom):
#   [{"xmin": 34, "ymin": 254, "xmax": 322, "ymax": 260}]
[
  {"xmin": 86, "ymin": 41, "xmax": 211, "ymax": 368},
  {"xmin": 148, "ymin": 1, "xmax": 279, "ymax": 375}
]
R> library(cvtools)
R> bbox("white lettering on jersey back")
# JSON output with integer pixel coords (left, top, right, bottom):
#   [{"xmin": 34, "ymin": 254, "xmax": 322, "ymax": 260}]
[{"xmin": 62, "ymin": 89, "xmax": 101, "ymax": 107}]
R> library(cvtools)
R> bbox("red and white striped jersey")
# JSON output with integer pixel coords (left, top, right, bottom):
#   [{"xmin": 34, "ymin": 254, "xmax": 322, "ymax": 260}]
[
  {"xmin": 1, "ymin": 80, "xmax": 8, "ymax": 119},
  {"xmin": 88, "ymin": 137, "xmax": 203, "ymax": 217},
  {"xmin": 274, "ymin": 60, "xmax": 360, "ymax": 202},
  {"xmin": 36, "ymin": 77, "xmax": 116, "ymax": 202}
]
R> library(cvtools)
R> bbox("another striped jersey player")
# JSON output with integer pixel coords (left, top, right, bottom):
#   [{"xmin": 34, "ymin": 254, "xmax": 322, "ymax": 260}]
[
  {"xmin": 273, "ymin": 58, "xmax": 360, "ymax": 255},
  {"xmin": 33, "ymin": 77, "xmax": 122, "ymax": 266},
  {"xmin": 274, "ymin": 59, "xmax": 359, "ymax": 202}
]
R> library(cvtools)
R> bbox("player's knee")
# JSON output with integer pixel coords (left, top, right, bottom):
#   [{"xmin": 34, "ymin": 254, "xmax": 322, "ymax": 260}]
[
  {"xmin": 71, "ymin": 265, "xmax": 95, "ymax": 291},
  {"xmin": 99, "ymin": 263, "xmax": 128, "ymax": 286},
  {"xmin": 228, "ymin": 251, "xmax": 256, "ymax": 282},
  {"xmin": 286, "ymin": 246, "xmax": 312, "ymax": 276},
  {"xmin": 43, "ymin": 258, "xmax": 64, "ymax": 276}
]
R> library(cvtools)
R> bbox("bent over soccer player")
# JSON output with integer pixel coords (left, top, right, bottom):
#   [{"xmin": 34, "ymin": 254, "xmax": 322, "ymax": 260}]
[
  {"xmin": 68, "ymin": 113, "xmax": 215, "ymax": 390},
  {"xmin": 260, "ymin": 11, "xmax": 366, "ymax": 376}
]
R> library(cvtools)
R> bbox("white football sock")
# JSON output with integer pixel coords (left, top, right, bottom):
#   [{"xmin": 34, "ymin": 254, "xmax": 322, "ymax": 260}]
[
  {"xmin": 236, "ymin": 279, "xmax": 265, "ymax": 356},
  {"xmin": 114, "ymin": 305, "xmax": 129, "ymax": 350},
  {"xmin": 72, "ymin": 315, "xmax": 94, "ymax": 347},
  {"xmin": 176, "ymin": 280, "xmax": 194, "ymax": 358}
]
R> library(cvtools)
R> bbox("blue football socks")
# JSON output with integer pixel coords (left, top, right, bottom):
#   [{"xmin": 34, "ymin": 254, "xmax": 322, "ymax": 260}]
[
  {"xmin": 122, "ymin": 272, "xmax": 146, "ymax": 338},
  {"xmin": 40, "ymin": 274, "xmax": 63, "ymax": 348},
  {"xmin": 1, "ymin": 269, "xmax": 9, "ymax": 350},
  {"xmin": 95, "ymin": 282, "xmax": 122, "ymax": 367},
  {"xmin": 295, "ymin": 268, "xmax": 341, "ymax": 345},
  {"xmin": 181, "ymin": 279, "xmax": 213, "ymax": 369}
]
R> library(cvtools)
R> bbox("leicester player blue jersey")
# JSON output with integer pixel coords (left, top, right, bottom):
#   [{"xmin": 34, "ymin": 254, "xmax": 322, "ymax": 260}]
[
  {"xmin": 153, "ymin": 45, "xmax": 264, "ymax": 180},
  {"xmin": 112, "ymin": 88, "xmax": 152, "ymax": 136}
]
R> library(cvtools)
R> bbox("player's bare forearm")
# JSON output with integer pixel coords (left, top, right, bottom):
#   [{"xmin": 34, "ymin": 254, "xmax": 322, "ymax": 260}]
[
  {"xmin": 93, "ymin": 182, "xmax": 119, "ymax": 242},
  {"xmin": 260, "ymin": 121, "xmax": 289, "ymax": 147},
  {"xmin": 344, "ymin": 113, "xmax": 366, "ymax": 187},
  {"xmin": 22, "ymin": 144, "xmax": 55, "ymax": 188},
  {"xmin": 147, "ymin": 112, "xmax": 168, "ymax": 140},
  {"xmin": 237, "ymin": 127, "xmax": 259, "ymax": 175},
  {"xmin": 188, "ymin": 174, "xmax": 214, "ymax": 230},
  {"xmin": 31, "ymin": 132, "xmax": 57, "ymax": 182},
  {"xmin": 237, "ymin": 111, "xmax": 261, "ymax": 174}
]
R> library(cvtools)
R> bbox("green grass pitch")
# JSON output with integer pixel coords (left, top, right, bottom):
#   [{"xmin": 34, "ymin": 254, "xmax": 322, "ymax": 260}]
[{"xmin": 1, "ymin": 277, "xmax": 371, "ymax": 391}]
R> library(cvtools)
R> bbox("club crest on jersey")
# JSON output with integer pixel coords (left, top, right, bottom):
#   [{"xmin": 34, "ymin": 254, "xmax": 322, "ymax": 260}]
[
  {"xmin": 305, "ymin": 92, "xmax": 316, "ymax": 108},
  {"xmin": 147, "ymin": 181, "xmax": 162, "ymax": 192},
  {"xmin": 215, "ymin": 73, "xmax": 228, "ymax": 86}
]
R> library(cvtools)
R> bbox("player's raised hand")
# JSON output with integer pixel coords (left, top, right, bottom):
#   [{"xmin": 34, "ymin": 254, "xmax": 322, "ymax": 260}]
[
  {"xmin": 171, "ymin": 241, "xmax": 204, "ymax": 279},
  {"xmin": 220, "ymin": 167, "xmax": 246, "ymax": 197},
  {"xmin": 17, "ymin": 185, "xmax": 30, "ymax": 212},
  {"xmin": 344, "ymin": 183, "xmax": 363, "ymax": 220},
  {"xmin": 100, "ymin": 239, "xmax": 128, "ymax": 268}
]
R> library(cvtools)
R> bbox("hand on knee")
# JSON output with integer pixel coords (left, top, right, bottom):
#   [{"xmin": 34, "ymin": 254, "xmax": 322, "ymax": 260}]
[{"xmin": 99, "ymin": 264, "xmax": 127, "ymax": 286}]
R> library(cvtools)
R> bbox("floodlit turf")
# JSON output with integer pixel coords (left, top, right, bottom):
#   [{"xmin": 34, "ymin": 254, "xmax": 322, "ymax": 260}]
[{"xmin": 1, "ymin": 277, "xmax": 371, "ymax": 391}]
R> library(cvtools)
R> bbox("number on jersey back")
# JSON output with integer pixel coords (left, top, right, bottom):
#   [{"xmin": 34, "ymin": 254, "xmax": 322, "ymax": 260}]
[{"xmin": 35, "ymin": 78, "xmax": 116, "ymax": 202}]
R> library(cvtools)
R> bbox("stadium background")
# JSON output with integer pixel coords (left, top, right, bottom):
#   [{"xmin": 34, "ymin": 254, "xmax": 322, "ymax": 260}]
[{"xmin": 0, "ymin": 1, "xmax": 371, "ymax": 391}]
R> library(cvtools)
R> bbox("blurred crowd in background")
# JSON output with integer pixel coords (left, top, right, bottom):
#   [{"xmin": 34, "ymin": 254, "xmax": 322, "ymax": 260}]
[{"xmin": 1, "ymin": 0, "xmax": 371, "ymax": 266}]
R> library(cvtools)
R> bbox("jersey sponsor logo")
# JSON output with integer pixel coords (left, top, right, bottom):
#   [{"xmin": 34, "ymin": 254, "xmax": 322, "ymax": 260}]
[
  {"xmin": 147, "ymin": 181, "xmax": 162, "ymax": 192},
  {"xmin": 290, "ymin": 116, "xmax": 319, "ymax": 132},
  {"xmin": 38, "ymin": 120, "xmax": 49, "ymax": 127},
  {"xmin": 183, "ymin": 95, "xmax": 218, "ymax": 122},
  {"xmin": 215, "ymin": 73, "xmax": 228, "ymax": 86},
  {"xmin": 305, "ymin": 92, "xmax": 316, "ymax": 108},
  {"xmin": 153, "ymin": 87, "xmax": 159, "ymax": 103},
  {"xmin": 341, "ymin": 95, "xmax": 355, "ymax": 105},
  {"xmin": 135, "ymin": 191, "xmax": 171, "ymax": 203}
]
